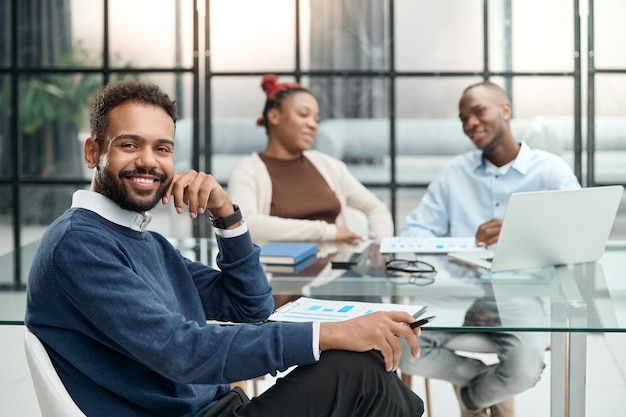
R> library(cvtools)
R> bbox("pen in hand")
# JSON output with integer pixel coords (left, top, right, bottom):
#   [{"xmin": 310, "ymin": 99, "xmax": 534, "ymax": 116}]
[{"xmin": 408, "ymin": 316, "xmax": 436, "ymax": 329}]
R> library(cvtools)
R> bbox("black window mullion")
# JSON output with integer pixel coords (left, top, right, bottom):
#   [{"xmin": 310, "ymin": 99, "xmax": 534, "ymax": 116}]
[
  {"xmin": 389, "ymin": 0, "xmax": 397, "ymax": 233},
  {"xmin": 586, "ymin": 0, "xmax": 595, "ymax": 187},
  {"xmin": 12, "ymin": 0, "xmax": 22, "ymax": 289}
]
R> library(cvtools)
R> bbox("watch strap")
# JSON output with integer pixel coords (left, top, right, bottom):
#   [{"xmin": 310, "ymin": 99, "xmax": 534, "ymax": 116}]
[{"xmin": 210, "ymin": 204, "xmax": 242, "ymax": 229}]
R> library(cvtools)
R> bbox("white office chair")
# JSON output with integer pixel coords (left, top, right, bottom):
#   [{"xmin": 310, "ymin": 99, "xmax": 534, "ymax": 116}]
[
  {"xmin": 24, "ymin": 328, "xmax": 87, "ymax": 417},
  {"xmin": 400, "ymin": 333, "xmax": 499, "ymax": 417}
]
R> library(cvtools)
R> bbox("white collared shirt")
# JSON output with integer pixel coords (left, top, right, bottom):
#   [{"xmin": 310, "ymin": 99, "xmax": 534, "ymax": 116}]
[
  {"xmin": 72, "ymin": 190, "xmax": 153, "ymax": 232},
  {"xmin": 71, "ymin": 190, "xmax": 248, "ymax": 237}
]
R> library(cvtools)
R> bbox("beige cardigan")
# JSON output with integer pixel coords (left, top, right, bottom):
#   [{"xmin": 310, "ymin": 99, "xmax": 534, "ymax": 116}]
[{"xmin": 227, "ymin": 150, "xmax": 393, "ymax": 242}]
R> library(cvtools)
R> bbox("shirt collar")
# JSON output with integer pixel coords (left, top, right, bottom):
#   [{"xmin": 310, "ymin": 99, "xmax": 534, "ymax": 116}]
[
  {"xmin": 71, "ymin": 190, "xmax": 152, "ymax": 232},
  {"xmin": 510, "ymin": 141, "xmax": 532, "ymax": 175},
  {"xmin": 473, "ymin": 142, "xmax": 532, "ymax": 175}
]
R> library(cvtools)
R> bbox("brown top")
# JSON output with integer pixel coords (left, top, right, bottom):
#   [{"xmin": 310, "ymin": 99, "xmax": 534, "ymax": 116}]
[{"xmin": 259, "ymin": 153, "xmax": 341, "ymax": 224}]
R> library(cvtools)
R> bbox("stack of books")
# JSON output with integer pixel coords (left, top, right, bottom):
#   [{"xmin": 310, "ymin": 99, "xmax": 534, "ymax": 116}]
[{"xmin": 259, "ymin": 242, "xmax": 318, "ymax": 274}]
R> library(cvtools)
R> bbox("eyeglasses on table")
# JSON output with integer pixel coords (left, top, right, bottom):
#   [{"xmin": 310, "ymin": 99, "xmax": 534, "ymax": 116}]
[{"xmin": 385, "ymin": 258, "xmax": 437, "ymax": 286}]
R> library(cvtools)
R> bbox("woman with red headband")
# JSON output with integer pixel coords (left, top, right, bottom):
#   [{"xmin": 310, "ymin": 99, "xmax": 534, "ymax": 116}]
[{"xmin": 228, "ymin": 74, "xmax": 393, "ymax": 242}]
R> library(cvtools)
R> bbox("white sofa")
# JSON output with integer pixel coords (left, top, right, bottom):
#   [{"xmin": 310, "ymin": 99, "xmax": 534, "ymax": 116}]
[
  {"xmin": 313, "ymin": 118, "xmax": 565, "ymax": 184},
  {"xmin": 172, "ymin": 116, "xmax": 626, "ymax": 185},
  {"xmin": 533, "ymin": 116, "xmax": 626, "ymax": 183},
  {"xmin": 174, "ymin": 118, "xmax": 266, "ymax": 181}
]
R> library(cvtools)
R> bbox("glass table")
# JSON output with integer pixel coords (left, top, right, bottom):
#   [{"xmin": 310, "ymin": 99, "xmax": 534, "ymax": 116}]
[{"xmin": 3, "ymin": 238, "xmax": 626, "ymax": 417}]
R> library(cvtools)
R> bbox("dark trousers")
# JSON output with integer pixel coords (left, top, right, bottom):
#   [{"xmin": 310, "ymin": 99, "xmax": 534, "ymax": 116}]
[{"xmin": 204, "ymin": 350, "xmax": 424, "ymax": 417}]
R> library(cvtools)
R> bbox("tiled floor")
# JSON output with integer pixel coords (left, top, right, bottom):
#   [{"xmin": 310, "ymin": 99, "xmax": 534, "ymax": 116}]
[{"xmin": 3, "ymin": 309, "xmax": 625, "ymax": 417}]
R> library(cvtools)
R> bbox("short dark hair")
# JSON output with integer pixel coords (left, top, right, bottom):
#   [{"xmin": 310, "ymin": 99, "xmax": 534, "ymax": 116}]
[
  {"xmin": 463, "ymin": 80, "xmax": 510, "ymax": 105},
  {"xmin": 89, "ymin": 80, "xmax": 177, "ymax": 141}
]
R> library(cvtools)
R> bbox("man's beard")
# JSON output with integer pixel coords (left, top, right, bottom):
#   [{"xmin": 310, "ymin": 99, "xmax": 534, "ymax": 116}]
[{"xmin": 97, "ymin": 167, "xmax": 171, "ymax": 212}]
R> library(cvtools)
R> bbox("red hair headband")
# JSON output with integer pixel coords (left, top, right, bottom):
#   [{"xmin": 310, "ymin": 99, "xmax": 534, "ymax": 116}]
[{"xmin": 256, "ymin": 74, "xmax": 302, "ymax": 126}]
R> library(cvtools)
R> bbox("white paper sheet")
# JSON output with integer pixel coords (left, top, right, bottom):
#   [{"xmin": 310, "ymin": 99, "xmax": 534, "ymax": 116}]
[
  {"xmin": 380, "ymin": 236, "xmax": 486, "ymax": 254},
  {"xmin": 269, "ymin": 296, "xmax": 427, "ymax": 323}
]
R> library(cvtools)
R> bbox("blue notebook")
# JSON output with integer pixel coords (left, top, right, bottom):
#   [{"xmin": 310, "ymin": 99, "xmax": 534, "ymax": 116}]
[
  {"xmin": 259, "ymin": 242, "xmax": 318, "ymax": 265},
  {"xmin": 263, "ymin": 254, "xmax": 318, "ymax": 274}
]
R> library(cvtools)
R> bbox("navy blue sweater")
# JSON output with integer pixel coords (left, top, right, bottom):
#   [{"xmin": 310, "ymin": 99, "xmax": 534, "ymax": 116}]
[{"xmin": 26, "ymin": 208, "xmax": 315, "ymax": 417}]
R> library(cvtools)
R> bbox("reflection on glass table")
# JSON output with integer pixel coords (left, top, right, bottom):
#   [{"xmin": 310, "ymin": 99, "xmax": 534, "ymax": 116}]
[
  {"xmin": 4, "ymin": 238, "xmax": 626, "ymax": 417},
  {"xmin": 3, "ymin": 238, "xmax": 626, "ymax": 331}
]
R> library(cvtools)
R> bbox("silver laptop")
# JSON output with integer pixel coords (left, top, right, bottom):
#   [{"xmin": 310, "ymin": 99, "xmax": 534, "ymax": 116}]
[{"xmin": 448, "ymin": 185, "xmax": 624, "ymax": 272}]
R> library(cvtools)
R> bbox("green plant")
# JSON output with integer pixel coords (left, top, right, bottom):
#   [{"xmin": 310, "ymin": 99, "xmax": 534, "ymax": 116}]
[
  {"xmin": 15, "ymin": 73, "xmax": 102, "ymax": 134},
  {"xmin": 0, "ymin": 41, "xmax": 140, "ymax": 134},
  {"xmin": 0, "ymin": 42, "xmax": 143, "ymax": 223}
]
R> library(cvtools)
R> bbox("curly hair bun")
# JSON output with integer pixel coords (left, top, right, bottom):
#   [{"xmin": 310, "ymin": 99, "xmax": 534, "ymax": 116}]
[{"xmin": 261, "ymin": 74, "xmax": 279, "ymax": 94}]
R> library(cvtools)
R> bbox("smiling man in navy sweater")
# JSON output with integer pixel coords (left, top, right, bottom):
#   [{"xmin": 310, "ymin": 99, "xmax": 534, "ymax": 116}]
[{"xmin": 25, "ymin": 80, "xmax": 424, "ymax": 417}]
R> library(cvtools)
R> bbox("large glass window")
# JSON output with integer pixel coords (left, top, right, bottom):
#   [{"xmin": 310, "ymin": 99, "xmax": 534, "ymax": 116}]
[
  {"xmin": 0, "ymin": 0, "xmax": 198, "ymax": 289},
  {"xmin": 109, "ymin": 0, "xmax": 194, "ymax": 69},
  {"xmin": 21, "ymin": 184, "xmax": 75, "ymax": 232},
  {"xmin": 307, "ymin": 0, "xmax": 389, "ymax": 72},
  {"xmin": 591, "ymin": 0, "xmax": 626, "ymax": 189},
  {"xmin": 0, "ymin": 0, "xmax": 10, "ymax": 67},
  {"xmin": 593, "ymin": 0, "xmax": 626, "ymax": 69},
  {"xmin": 593, "ymin": 74, "xmax": 626, "ymax": 185},
  {"xmin": 17, "ymin": 0, "xmax": 73, "ymax": 67},
  {"xmin": 0, "ymin": 74, "xmax": 12, "ymax": 178},
  {"xmin": 396, "ymin": 0, "xmax": 484, "ymax": 72},
  {"xmin": 394, "ymin": 77, "xmax": 479, "ymax": 185},
  {"xmin": 209, "ymin": 0, "xmax": 296, "ymax": 72},
  {"xmin": 0, "ymin": 184, "xmax": 13, "ymax": 261},
  {"xmin": 16, "ymin": 73, "xmax": 100, "ymax": 180},
  {"xmin": 69, "ymin": 2, "xmax": 105, "ymax": 68},
  {"xmin": 395, "ymin": 77, "xmax": 479, "ymax": 119},
  {"xmin": 507, "ymin": 0, "xmax": 574, "ymax": 73},
  {"xmin": 3, "ymin": 0, "xmax": 626, "ymax": 288}
]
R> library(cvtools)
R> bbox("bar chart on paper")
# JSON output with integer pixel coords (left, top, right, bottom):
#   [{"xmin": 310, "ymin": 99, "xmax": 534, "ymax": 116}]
[
  {"xmin": 380, "ymin": 237, "xmax": 482, "ymax": 253},
  {"xmin": 268, "ymin": 297, "xmax": 427, "ymax": 323}
]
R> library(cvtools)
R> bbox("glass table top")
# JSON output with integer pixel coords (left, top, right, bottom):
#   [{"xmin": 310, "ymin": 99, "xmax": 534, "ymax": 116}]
[{"xmin": 2, "ymin": 238, "xmax": 626, "ymax": 333}]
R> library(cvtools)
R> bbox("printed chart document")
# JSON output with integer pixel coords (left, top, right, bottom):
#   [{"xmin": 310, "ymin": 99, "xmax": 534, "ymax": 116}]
[
  {"xmin": 380, "ymin": 236, "xmax": 485, "ymax": 254},
  {"xmin": 269, "ymin": 296, "xmax": 427, "ymax": 323}
]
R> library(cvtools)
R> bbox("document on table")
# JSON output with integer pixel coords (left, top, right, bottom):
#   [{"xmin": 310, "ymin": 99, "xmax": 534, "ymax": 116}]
[
  {"xmin": 380, "ymin": 236, "xmax": 484, "ymax": 254},
  {"xmin": 268, "ymin": 296, "xmax": 427, "ymax": 323}
]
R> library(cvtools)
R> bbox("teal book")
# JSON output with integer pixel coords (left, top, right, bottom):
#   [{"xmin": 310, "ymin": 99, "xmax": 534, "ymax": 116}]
[{"xmin": 259, "ymin": 242, "xmax": 318, "ymax": 265}]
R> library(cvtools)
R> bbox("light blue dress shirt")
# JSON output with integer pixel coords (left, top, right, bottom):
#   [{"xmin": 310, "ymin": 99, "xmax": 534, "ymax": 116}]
[{"xmin": 398, "ymin": 142, "xmax": 581, "ymax": 238}]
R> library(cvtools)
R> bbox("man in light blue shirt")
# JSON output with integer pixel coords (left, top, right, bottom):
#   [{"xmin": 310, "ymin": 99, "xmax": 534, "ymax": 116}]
[
  {"xmin": 399, "ymin": 140, "xmax": 580, "ymax": 242},
  {"xmin": 399, "ymin": 81, "xmax": 580, "ymax": 417},
  {"xmin": 399, "ymin": 89, "xmax": 580, "ymax": 244}
]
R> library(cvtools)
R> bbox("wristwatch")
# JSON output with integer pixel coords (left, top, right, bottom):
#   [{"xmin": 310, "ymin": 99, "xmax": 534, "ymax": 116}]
[{"xmin": 210, "ymin": 204, "xmax": 242, "ymax": 229}]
